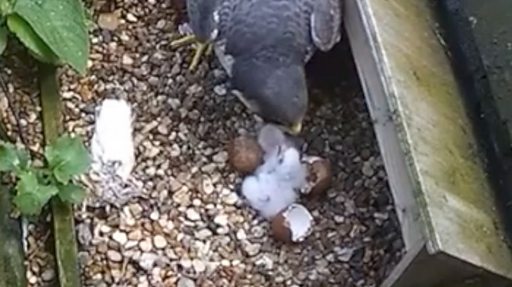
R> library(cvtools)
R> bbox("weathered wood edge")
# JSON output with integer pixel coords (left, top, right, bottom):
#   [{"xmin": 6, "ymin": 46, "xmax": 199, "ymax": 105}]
[
  {"xmin": 343, "ymin": 0, "xmax": 424, "ymax": 251},
  {"xmin": 344, "ymin": 0, "xmax": 512, "ymax": 281},
  {"xmin": 40, "ymin": 63, "xmax": 81, "ymax": 287}
]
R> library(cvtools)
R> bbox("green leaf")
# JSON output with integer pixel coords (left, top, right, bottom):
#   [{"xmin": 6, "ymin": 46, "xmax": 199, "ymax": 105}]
[
  {"xmin": 12, "ymin": 0, "xmax": 89, "ymax": 74},
  {"xmin": 0, "ymin": 25, "xmax": 7, "ymax": 55},
  {"xmin": 0, "ymin": 141, "xmax": 29, "ymax": 172},
  {"xmin": 6, "ymin": 14, "xmax": 59, "ymax": 63},
  {"xmin": 13, "ymin": 172, "xmax": 58, "ymax": 215},
  {"xmin": 0, "ymin": 0, "xmax": 13, "ymax": 15},
  {"xmin": 57, "ymin": 183, "xmax": 86, "ymax": 204},
  {"xmin": 44, "ymin": 135, "xmax": 90, "ymax": 184}
]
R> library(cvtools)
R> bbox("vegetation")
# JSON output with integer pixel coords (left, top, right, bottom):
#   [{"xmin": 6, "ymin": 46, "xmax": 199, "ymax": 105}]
[{"xmin": 0, "ymin": 136, "xmax": 90, "ymax": 216}]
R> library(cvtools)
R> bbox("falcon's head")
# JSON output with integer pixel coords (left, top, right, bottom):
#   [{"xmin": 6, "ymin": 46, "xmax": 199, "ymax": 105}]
[{"xmin": 232, "ymin": 57, "xmax": 308, "ymax": 135}]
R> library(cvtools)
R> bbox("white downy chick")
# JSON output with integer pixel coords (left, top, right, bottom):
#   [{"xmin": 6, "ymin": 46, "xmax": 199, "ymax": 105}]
[
  {"xmin": 258, "ymin": 124, "xmax": 288, "ymax": 154},
  {"xmin": 257, "ymin": 147, "xmax": 307, "ymax": 190},
  {"xmin": 91, "ymin": 99, "xmax": 135, "ymax": 181},
  {"xmin": 241, "ymin": 124, "xmax": 308, "ymax": 219},
  {"xmin": 241, "ymin": 172, "xmax": 298, "ymax": 219}
]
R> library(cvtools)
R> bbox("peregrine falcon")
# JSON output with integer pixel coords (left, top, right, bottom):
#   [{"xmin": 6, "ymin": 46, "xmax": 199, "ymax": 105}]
[{"xmin": 171, "ymin": 0, "xmax": 342, "ymax": 134}]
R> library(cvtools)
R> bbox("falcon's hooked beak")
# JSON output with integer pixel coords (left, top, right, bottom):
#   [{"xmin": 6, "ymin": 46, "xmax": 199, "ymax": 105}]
[{"xmin": 286, "ymin": 121, "xmax": 303, "ymax": 135}]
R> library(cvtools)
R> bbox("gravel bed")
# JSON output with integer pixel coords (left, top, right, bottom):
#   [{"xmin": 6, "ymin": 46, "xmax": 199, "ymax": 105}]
[{"xmin": 0, "ymin": 0, "xmax": 405, "ymax": 286}]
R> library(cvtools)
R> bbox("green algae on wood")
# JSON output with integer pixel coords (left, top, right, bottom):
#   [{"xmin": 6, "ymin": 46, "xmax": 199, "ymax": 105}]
[
  {"xmin": 0, "ymin": 186, "xmax": 27, "ymax": 287},
  {"xmin": 39, "ymin": 63, "xmax": 81, "ymax": 287},
  {"xmin": 377, "ymin": 0, "xmax": 512, "ymax": 277},
  {"xmin": 345, "ymin": 0, "xmax": 512, "ymax": 283}
]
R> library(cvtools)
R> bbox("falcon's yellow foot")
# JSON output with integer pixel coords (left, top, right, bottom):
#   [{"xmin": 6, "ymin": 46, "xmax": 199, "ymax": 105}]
[{"xmin": 170, "ymin": 35, "xmax": 213, "ymax": 71}]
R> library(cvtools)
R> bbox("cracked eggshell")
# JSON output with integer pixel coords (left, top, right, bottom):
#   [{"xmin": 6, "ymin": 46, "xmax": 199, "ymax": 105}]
[
  {"xmin": 227, "ymin": 135, "xmax": 263, "ymax": 174},
  {"xmin": 301, "ymin": 156, "xmax": 332, "ymax": 198},
  {"xmin": 271, "ymin": 203, "xmax": 314, "ymax": 243}
]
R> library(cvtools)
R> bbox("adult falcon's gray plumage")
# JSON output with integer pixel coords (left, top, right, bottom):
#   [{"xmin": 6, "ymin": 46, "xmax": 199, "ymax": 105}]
[{"xmin": 171, "ymin": 0, "xmax": 342, "ymax": 134}]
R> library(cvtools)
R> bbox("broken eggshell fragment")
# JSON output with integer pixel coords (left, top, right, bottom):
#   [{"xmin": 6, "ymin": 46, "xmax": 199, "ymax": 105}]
[
  {"xmin": 271, "ymin": 203, "xmax": 314, "ymax": 243},
  {"xmin": 301, "ymin": 156, "xmax": 332, "ymax": 198},
  {"xmin": 227, "ymin": 135, "xmax": 263, "ymax": 174}
]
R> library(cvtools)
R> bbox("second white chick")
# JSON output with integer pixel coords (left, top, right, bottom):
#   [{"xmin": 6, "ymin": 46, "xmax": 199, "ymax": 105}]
[
  {"xmin": 258, "ymin": 147, "xmax": 307, "ymax": 189},
  {"xmin": 241, "ymin": 146, "xmax": 307, "ymax": 219},
  {"xmin": 242, "ymin": 172, "xmax": 298, "ymax": 219}
]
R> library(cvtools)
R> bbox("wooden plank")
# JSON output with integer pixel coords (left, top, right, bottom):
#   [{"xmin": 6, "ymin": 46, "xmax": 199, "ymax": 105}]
[
  {"xmin": 437, "ymin": 0, "xmax": 512, "ymax": 243},
  {"xmin": 344, "ymin": 0, "xmax": 512, "ymax": 281},
  {"xmin": 343, "ymin": 0, "xmax": 423, "ymax": 250}
]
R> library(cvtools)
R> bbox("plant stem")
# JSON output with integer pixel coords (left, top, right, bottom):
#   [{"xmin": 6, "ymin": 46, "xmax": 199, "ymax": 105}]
[
  {"xmin": 39, "ymin": 63, "xmax": 81, "ymax": 287},
  {"xmin": 0, "ymin": 119, "xmax": 8, "ymax": 142},
  {"xmin": 0, "ymin": 185, "xmax": 26, "ymax": 287}
]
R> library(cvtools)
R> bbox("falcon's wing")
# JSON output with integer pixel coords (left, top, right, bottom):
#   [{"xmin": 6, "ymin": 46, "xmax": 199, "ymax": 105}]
[{"xmin": 310, "ymin": 0, "xmax": 342, "ymax": 51}]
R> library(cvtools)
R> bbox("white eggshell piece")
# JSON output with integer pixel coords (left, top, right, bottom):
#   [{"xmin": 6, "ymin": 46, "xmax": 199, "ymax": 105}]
[{"xmin": 282, "ymin": 204, "xmax": 314, "ymax": 242}]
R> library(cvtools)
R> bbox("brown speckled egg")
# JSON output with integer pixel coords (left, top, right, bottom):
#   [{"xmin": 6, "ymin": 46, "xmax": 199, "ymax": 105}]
[{"xmin": 227, "ymin": 136, "xmax": 263, "ymax": 174}]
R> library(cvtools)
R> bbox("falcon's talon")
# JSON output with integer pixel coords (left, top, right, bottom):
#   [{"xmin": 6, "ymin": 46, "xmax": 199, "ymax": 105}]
[
  {"xmin": 170, "ymin": 35, "xmax": 212, "ymax": 71},
  {"xmin": 189, "ymin": 42, "xmax": 211, "ymax": 71},
  {"xmin": 170, "ymin": 35, "xmax": 197, "ymax": 48}
]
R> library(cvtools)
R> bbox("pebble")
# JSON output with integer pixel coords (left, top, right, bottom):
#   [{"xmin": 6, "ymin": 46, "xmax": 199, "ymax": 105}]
[
  {"xmin": 41, "ymin": 269, "xmax": 55, "ymax": 282},
  {"xmin": 244, "ymin": 242, "xmax": 261, "ymax": 256},
  {"xmin": 223, "ymin": 192, "xmax": 239, "ymax": 205},
  {"xmin": 201, "ymin": 177, "xmax": 214, "ymax": 195},
  {"xmin": 139, "ymin": 238, "xmax": 153, "ymax": 252},
  {"xmin": 122, "ymin": 54, "xmax": 134, "ymax": 66},
  {"xmin": 177, "ymin": 277, "xmax": 196, "ymax": 287},
  {"xmin": 362, "ymin": 161, "xmax": 374, "ymax": 177},
  {"xmin": 213, "ymin": 85, "xmax": 227, "ymax": 96},
  {"xmin": 192, "ymin": 259, "xmax": 206, "ymax": 273},
  {"xmin": 98, "ymin": 12, "xmax": 120, "ymax": 31},
  {"xmin": 112, "ymin": 231, "xmax": 128, "ymax": 246},
  {"xmin": 236, "ymin": 229, "xmax": 247, "ymax": 240},
  {"xmin": 180, "ymin": 258, "xmax": 193, "ymax": 269},
  {"xmin": 213, "ymin": 214, "xmax": 229, "ymax": 226},
  {"xmin": 153, "ymin": 235, "xmax": 167, "ymax": 249},
  {"xmin": 126, "ymin": 13, "xmax": 138, "ymax": 22},
  {"xmin": 195, "ymin": 229, "xmax": 213, "ymax": 240},
  {"xmin": 212, "ymin": 151, "xmax": 228, "ymax": 163},
  {"xmin": 186, "ymin": 208, "xmax": 201, "ymax": 221},
  {"xmin": 107, "ymin": 250, "xmax": 123, "ymax": 262},
  {"xmin": 128, "ymin": 229, "xmax": 143, "ymax": 241}
]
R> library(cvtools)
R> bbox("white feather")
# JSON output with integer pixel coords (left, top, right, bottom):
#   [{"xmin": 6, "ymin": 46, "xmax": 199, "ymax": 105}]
[{"xmin": 90, "ymin": 99, "xmax": 135, "ymax": 181}]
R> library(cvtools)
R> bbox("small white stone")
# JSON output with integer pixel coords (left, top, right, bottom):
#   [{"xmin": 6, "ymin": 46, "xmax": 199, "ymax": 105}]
[
  {"xmin": 128, "ymin": 229, "xmax": 142, "ymax": 241},
  {"xmin": 192, "ymin": 259, "xmax": 206, "ymax": 273},
  {"xmin": 201, "ymin": 177, "xmax": 214, "ymax": 195},
  {"xmin": 112, "ymin": 231, "xmax": 128, "ymax": 246},
  {"xmin": 41, "ymin": 269, "xmax": 55, "ymax": 281},
  {"xmin": 139, "ymin": 238, "xmax": 153, "ymax": 252},
  {"xmin": 125, "ymin": 240, "xmax": 139, "ymax": 249},
  {"xmin": 107, "ymin": 250, "xmax": 123, "ymax": 262},
  {"xmin": 195, "ymin": 229, "xmax": 212, "ymax": 240},
  {"xmin": 177, "ymin": 277, "xmax": 195, "ymax": 287},
  {"xmin": 213, "ymin": 214, "xmax": 228, "ymax": 226},
  {"xmin": 126, "ymin": 13, "xmax": 138, "ymax": 22},
  {"xmin": 149, "ymin": 210, "xmax": 160, "ymax": 221},
  {"xmin": 186, "ymin": 208, "xmax": 201, "ymax": 221},
  {"xmin": 223, "ymin": 192, "xmax": 239, "ymax": 205},
  {"xmin": 122, "ymin": 54, "xmax": 134, "ymax": 66},
  {"xmin": 236, "ymin": 229, "xmax": 247, "ymax": 240},
  {"xmin": 180, "ymin": 258, "xmax": 192, "ymax": 269},
  {"xmin": 153, "ymin": 235, "xmax": 167, "ymax": 249},
  {"xmin": 100, "ymin": 225, "xmax": 112, "ymax": 233}
]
